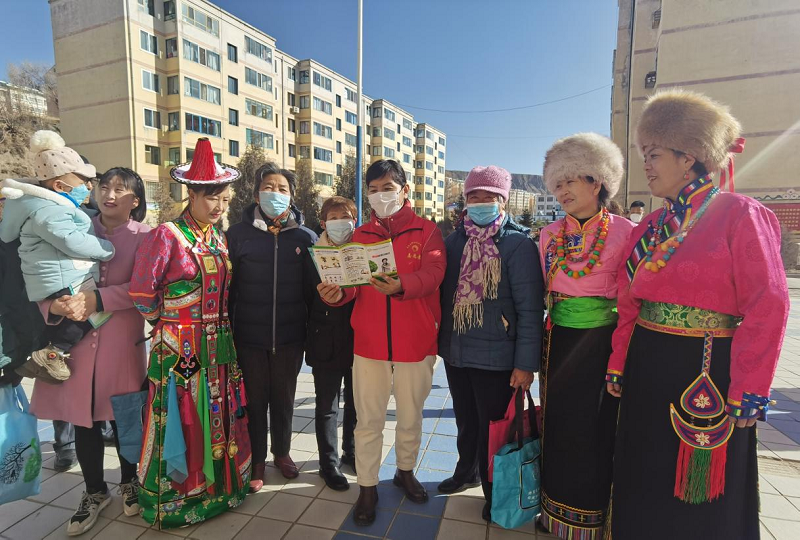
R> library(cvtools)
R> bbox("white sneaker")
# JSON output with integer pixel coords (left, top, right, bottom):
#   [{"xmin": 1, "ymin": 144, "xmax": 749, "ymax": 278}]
[
  {"xmin": 66, "ymin": 491, "xmax": 110, "ymax": 536},
  {"xmin": 118, "ymin": 479, "xmax": 141, "ymax": 517}
]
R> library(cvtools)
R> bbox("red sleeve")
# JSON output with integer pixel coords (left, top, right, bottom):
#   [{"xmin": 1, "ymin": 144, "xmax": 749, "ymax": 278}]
[
  {"xmin": 725, "ymin": 202, "xmax": 789, "ymax": 419},
  {"xmin": 606, "ymin": 239, "xmax": 642, "ymax": 385},
  {"xmin": 398, "ymin": 225, "xmax": 446, "ymax": 300},
  {"xmin": 37, "ymin": 300, "xmax": 64, "ymax": 326},
  {"xmin": 129, "ymin": 225, "xmax": 178, "ymax": 321}
]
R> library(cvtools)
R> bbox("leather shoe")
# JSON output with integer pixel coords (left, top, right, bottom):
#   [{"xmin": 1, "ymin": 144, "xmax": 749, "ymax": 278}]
[
  {"xmin": 340, "ymin": 453, "xmax": 356, "ymax": 474},
  {"xmin": 274, "ymin": 455, "xmax": 299, "ymax": 479},
  {"xmin": 482, "ymin": 501, "xmax": 492, "ymax": 523},
  {"xmin": 319, "ymin": 466, "xmax": 349, "ymax": 491},
  {"xmin": 437, "ymin": 474, "xmax": 480, "ymax": 494},
  {"xmin": 392, "ymin": 469, "xmax": 428, "ymax": 503},
  {"xmin": 249, "ymin": 462, "xmax": 265, "ymax": 493},
  {"xmin": 353, "ymin": 485, "xmax": 378, "ymax": 526}
]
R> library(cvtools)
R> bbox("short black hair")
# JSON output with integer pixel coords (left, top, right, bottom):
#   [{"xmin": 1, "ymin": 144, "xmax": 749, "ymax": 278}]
[
  {"xmin": 366, "ymin": 159, "xmax": 406, "ymax": 187},
  {"xmin": 630, "ymin": 200, "xmax": 646, "ymax": 209},
  {"xmin": 98, "ymin": 167, "xmax": 147, "ymax": 222},
  {"xmin": 253, "ymin": 162, "xmax": 296, "ymax": 199}
]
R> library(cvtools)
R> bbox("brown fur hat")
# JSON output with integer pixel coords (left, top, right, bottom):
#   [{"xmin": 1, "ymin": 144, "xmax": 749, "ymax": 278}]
[
  {"xmin": 636, "ymin": 89, "xmax": 741, "ymax": 173},
  {"xmin": 543, "ymin": 132, "xmax": 624, "ymax": 198}
]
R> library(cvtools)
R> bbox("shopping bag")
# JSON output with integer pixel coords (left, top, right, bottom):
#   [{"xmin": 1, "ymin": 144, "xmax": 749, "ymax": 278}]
[
  {"xmin": 490, "ymin": 389, "xmax": 541, "ymax": 529},
  {"xmin": 488, "ymin": 386, "xmax": 541, "ymax": 482},
  {"xmin": 110, "ymin": 389, "xmax": 148, "ymax": 464},
  {"xmin": 0, "ymin": 384, "xmax": 42, "ymax": 505}
]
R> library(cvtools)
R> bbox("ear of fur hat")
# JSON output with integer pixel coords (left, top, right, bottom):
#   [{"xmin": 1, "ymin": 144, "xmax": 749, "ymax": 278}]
[
  {"xmin": 635, "ymin": 89, "xmax": 741, "ymax": 173},
  {"xmin": 543, "ymin": 132, "xmax": 624, "ymax": 198}
]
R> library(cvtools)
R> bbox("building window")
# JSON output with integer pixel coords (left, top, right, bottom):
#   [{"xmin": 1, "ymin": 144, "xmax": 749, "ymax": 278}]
[
  {"xmin": 402, "ymin": 118, "xmax": 413, "ymax": 130},
  {"xmin": 425, "ymin": 130, "xmax": 433, "ymax": 140},
  {"xmin": 246, "ymin": 128, "xmax": 274, "ymax": 149},
  {"xmin": 415, "ymin": 160, "xmax": 423, "ymax": 169},
  {"xmin": 346, "ymin": 88, "xmax": 357, "ymax": 102},
  {"xmin": 372, "ymin": 107, "xmax": 381, "ymax": 119},
  {"xmin": 312, "ymin": 71, "xmax": 333, "ymax": 91},
  {"xmin": 313, "ymin": 147, "xmax": 332, "ymax": 162},
  {"xmin": 335, "ymin": 94, "xmax": 342, "ymax": 107},
  {"xmin": 426, "ymin": 146, "xmax": 433, "ymax": 155},
  {"xmin": 437, "ymin": 195, "xmax": 444, "ymax": 202},
  {"xmin": 245, "ymin": 36, "xmax": 273, "ymax": 63},
  {"xmin": 345, "ymin": 111, "xmax": 357, "ymax": 125},
  {"xmin": 288, "ymin": 118, "xmax": 295, "ymax": 132},
  {"xmin": 181, "ymin": 4, "xmax": 219, "ymax": 36},
  {"xmin": 425, "ymin": 177, "xmax": 433, "ymax": 185},
  {"xmin": 229, "ymin": 140, "xmax": 239, "ymax": 157},
  {"xmin": 185, "ymin": 113, "xmax": 221, "ymax": 137},
  {"xmin": 314, "ymin": 172, "xmax": 333, "ymax": 186},
  {"xmin": 185, "ymin": 77, "xmax": 220, "ymax": 104},
  {"xmin": 245, "ymin": 98, "xmax": 273, "ymax": 120},
  {"xmin": 299, "ymin": 70, "xmax": 310, "ymax": 84},
  {"xmin": 384, "ymin": 108, "xmax": 395, "ymax": 122},
  {"xmin": 144, "ymin": 108, "xmax": 160, "ymax": 129},
  {"xmin": 145, "ymin": 145, "xmax": 160, "ymax": 165},
  {"xmin": 167, "ymin": 75, "xmax": 179, "ymax": 95},
  {"xmin": 645, "ymin": 71, "xmax": 657, "ymax": 88},
  {"xmin": 288, "ymin": 144, "xmax": 296, "ymax": 157},
  {"xmin": 138, "ymin": 0, "xmax": 155, "ymax": 16},
  {"xmin": 438, "ymin": 166, "xmax": 445, "ymax": 174},
  {"xmin": 336, "ymin": 141, "xmax": 342, "ymax": 154},
  {"xmin": 345, "ymin": 133, "xmax": 357, "ymax": 147},
  {"xmin": 182, "ymin": 39, "xmax": 220, "ymax": 71},
  {"xmin": 140, "ymin": 30, "xmax": 158, "ymax": 54},
  {"xmin": 142, "ymin": 70, "xmax": 159, "ymax": 93},
  {"xmin": 335, "ymin": 118, "xmax": 342, "ymax": 131},
  {"xmin": 245, "ymin": 67, "xmax": 273, "ymax": 92},
  {"xmin": 165, "ymin": 38, "xmax": 177, "ymax": 58},
  {"xmin": 228, "ymin": 76, "xmax": 238, "ymax": 94},
  {"xmin": 652, "ymin": 8, "xmax": 661, "ymax": 28},
  {"xmin": 313, "ymin": 122, "xmax": 333, "ymax": 139},
  {"xmin": 287, "ymin": 92, "xmax": 296, "ymax": 107},
  {"xmin": 299, "ymin": 145, "xmax": 311, "ymax": 158},
  {"xmin": 167, "ymin": 147, "xmax": 180, "ymax": 165},
  {"xmin": 402, "ymin": 136, "xmax": 412, "ymax": 147},
  {"xmin": 299, "ymin": 95, "xmax": 310, "ymax": 109},
  {"xmin": 229, "ymin": 108, "xmax": 239, "ymax": 126},
  {"xmin": 372, "ymin": 146, "xmax": 381, "ymax": 157},
  {"xmin": 313, "ymin": 97, "xmax": 332, "ymax": 115},
  {"xmin": 384, "ymin": 147, "xmax": 395, "ymax": 158},
  {"xmin": 168, "ymin": 112, "xmax": 179, "ymax": 131},
  {"xmin": 403, "ymin": 154, "xmax": 411, "ymax": 164},
  {"xmin": 383, "ymin": 128, "xmax": 395, "ymax": 141},
  {"xmin": 438, "ymin": 136, "xmax": 446, "ymax": 146},
  {"xmin": 227, "ymin": 43, "xmax": 238, "ymax": 62},
  {"xmin": 287, "ymin": 67, "xmax": 296, "ymax": 81},
  {"xmin": 163, "ymin": 0, "xmax": 176, "ymax": 20},
  {"xmin": 425, "ymin": 192, "xmax": 432, "ymax": 201},
  {"xmin": 298, "ymin": 121, "xmax": 310, "ymax": 134}
]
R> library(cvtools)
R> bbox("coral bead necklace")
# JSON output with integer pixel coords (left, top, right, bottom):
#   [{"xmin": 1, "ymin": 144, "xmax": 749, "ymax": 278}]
[
  {"xmin": 555, "ymin": 208, "xmax": 610, "ymax": 279},
  {"xmin": 643, "ymin": 187, "xmax": 719, "ymax": 272}
]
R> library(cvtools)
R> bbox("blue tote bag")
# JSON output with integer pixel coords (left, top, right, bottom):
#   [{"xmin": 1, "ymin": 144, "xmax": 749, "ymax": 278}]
[
  {"xmin": 0, "ymin": 384, "xmax": 42, "ymax": 505},
  {"xmin": 491, "ymin": 388, "xmax": 541, "ymax": 529}
]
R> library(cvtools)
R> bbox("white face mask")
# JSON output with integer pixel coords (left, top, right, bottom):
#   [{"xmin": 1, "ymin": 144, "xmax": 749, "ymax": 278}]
[
  {"xmin": 324, "ymin": 219, "xmax": 355, "ymax": 245},
  {"xmin": 368, "ymin": 190, "xmax": 402, "ymax": 218},
  {"xmin": 630, "ymin": 213, "xmax": 643, "ymax": 223}
]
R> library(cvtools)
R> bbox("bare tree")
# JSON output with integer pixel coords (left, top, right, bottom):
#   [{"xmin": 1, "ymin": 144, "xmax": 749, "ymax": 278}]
[
  {"xmin": 294, "ymin": 156, "xmax": 320, "ymax": 231},
  {"xmin": 335, "ymin": 151, "xmax": 370, "ymax": 223},
  {"xmin": 6, "ymin": 62, "xmax": 58, "ymax": 112},
  {"xmin": 228, "ymin": 144, "xmax": 267, "ymax": 226},
  {"xmin": 152, "ymin": 181, "xmax": 179, "ymax": 224}
]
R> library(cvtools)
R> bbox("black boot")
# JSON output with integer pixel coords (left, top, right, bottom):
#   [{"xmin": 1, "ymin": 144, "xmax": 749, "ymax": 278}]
[
  {"xmin": 354, "ymin": 485, "xmax": 378, "ymax": 526},
  {"xmin": 393, "ymin": 469, "xmax": 428, "ymax": 503},
  {"xmin": 340, "ymin": 453, "xmax": 356, "ymax": 474},
  {"xmin": 437, "ymin": 474, "xmax": 480, "ymax": 494},
  {"xmin": 319, "ymin": 466, "xmax": 349, "ymax": 491}
]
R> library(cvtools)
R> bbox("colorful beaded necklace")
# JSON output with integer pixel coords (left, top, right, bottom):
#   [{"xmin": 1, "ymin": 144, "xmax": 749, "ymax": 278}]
[
  {"xmin": 643, "ymin": 186, "xmax": 719, "ymax": 272},
  {"xmin": 555, "ymin": 207, "xmax": 610, "ymax": 279}
]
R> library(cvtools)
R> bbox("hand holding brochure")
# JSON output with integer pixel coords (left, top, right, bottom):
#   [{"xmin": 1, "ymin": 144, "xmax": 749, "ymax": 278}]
[
  {"xmin": 69, "ymin": 276, "xmax": 113, "ymax": 329},
  {"xmin": 310, "ymin": 239, "xmax": 398, "ymax": 287}
]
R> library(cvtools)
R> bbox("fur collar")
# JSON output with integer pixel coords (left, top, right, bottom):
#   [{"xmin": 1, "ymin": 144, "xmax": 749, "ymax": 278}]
[{"xmin": 1, "ymin": 178, "xmax": 74, "ymax": 207}]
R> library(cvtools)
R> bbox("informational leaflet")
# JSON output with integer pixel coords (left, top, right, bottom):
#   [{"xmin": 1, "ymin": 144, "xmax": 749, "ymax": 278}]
[
  {"xmin": 310, "ymin": 239, "xmax": 398, "ymax": 287},
  {"xmin": 69, "ymin": 275, "xmax": 113, "ymax": 329}
]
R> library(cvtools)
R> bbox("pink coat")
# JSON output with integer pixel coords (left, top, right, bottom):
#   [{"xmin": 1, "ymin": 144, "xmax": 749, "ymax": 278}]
[{"xmin": 30, "ymin": 217, "xmax": 151, "ymax": 428}]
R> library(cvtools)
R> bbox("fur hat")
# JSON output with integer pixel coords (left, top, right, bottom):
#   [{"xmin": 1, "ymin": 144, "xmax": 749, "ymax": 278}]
[
  {"xmin": 635, "ymin": 89, "xmax": 741, "ymax": 173},
  {"xmin": 543, "ymin": 133, "xmax": 624, "ymax": 198},
  {"xmin": 30, "ymin": 130, "xmax": 96, "ymax": 181}
]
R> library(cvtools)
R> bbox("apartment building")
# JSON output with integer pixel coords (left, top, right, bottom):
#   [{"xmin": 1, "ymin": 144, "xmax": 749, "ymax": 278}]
[
  {"xmin": 0, "ymin": 81, "xmax": 50, "ymax": 117},
  {"xmin": 412, "ymin": 123, "xmax": 447, "ymax": 220},
  {"xmin": 611, "ymin": 0, "xmax": 800, "ymax": 232},
  {"xmin": 49, "ymin": 0, "xmax": 446, "ymax": 217},
  {"xmin": 507, "ymin": 188, "xmax": 534, "ymax": 217},
  {"xmin": 534, "ymin": 193, "xmax": 563, "ymax": 222}
]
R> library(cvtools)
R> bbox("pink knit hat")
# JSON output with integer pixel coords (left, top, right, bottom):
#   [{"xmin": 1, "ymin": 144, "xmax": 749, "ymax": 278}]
[{"xmin": 464, "ymin": 165, "xmax": 511, "ymax": 201}]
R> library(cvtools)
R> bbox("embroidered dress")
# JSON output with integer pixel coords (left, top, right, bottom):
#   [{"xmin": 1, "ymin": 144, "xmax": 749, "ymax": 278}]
[
  {"xmin": 538, "ymin": 210, "xmax": 634, "ymax": 540},
  {"xmin": 130, "ymin": 212, "xmax": 251, "ymax": 529},
  {"xmin": 607, "ymin": 177, "xmax": 790, "ymax": 539}
]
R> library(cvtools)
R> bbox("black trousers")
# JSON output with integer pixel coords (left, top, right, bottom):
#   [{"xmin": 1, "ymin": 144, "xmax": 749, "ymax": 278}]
[
  {"xmin": 312, "ymin": 366, "xmax": 356, "ymax": 471},
  {"xmin": 238, "ymin": 344, "xmax": 304, "ymax": 465},
  {"xmin": 44, "ymin": 288, "xmax": 93, "ymax": 352},
  {"xmin": 75, "ymin": 421, "xmax": 137, "ymax": 494},
  {"xmin": 444, "ymin": 361, "xmax": 514, "ymax": 501}
]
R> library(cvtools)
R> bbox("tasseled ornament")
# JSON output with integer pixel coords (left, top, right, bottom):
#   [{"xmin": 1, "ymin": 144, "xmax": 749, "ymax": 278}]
[{"xmin": 673, "ymin": 440, "xmax": 728, "ymax": 503}]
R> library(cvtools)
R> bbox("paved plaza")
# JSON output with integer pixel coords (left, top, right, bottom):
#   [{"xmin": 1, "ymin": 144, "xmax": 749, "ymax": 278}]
[{"xmin": 2, "ymin": 291, "xmax": 799, "ymax": 539}]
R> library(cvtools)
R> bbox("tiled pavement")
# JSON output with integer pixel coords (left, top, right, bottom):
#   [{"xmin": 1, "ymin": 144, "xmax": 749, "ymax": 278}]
[{"xmin": 2, "ymin": 295, "xmax": 800, "ymax": 539}]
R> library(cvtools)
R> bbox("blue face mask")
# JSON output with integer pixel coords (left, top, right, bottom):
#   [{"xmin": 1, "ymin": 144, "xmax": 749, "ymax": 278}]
[
  {"xmin": 259, "ymin": 191, "xmax": 291, "ymax": 219},
  {"xmin": 59, "ymin": 183, "xmax": 91, "ymax": 207},
  {"xmin": 466, "ymin": 202, "xmax": 501, "ymax": 226}
]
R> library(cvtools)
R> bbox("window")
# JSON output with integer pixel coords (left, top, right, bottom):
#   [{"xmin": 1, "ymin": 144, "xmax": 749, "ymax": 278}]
[
  {"xmin": 245, "ymin": 98, "xmax": 273, "ymax": 120},
  {"xmin": 168, "ymin": 147, "xmax": 180, "ymax": 165},
  {"xmin": 312, "ymin": 71, "xmax": 332, "ymax": 91},
  {"xmin": 182, "ymin": 40, "xmax": 220, "ymax": 71},
  {"xmin": 426, "ymin": 146, "xmax": 433, "ymax": 156},
  {"xmin": 314, "ymin": 172, "xmax": 333, "ymax": 186},
  {"xmin": 335, "ymin": 95, "xmax": 342, "ymax": 107},
  {"xmin": 425, "ymin": 192, "xmax": 432, "ymax": 201},
  {"xmin": 168, "ymin": 112, "xmax": 179, "ymax": 131},
  {"xmin": 384, "ymin": 147, "xmax": 395, "ymax": 158},
  {"xmin": 372, "ymin": 107, "xmax": 381, "ymax": 118},
  {"xmin": 438, "ymin": 166, "xmax": 445, "ymax": 174},
  {"xmin": 402, "ymin": 136, "xmax": 412, "ymax": 147},
  {"xmin": 229, "ymin": 108, "xmax": 239, "ymax": 126},
  {"xmin": 288, "ymin": 118, "xmax": 295, "ymax": 132},
  {"xmin": 345, "ymin": 111, "xmax": 357, "ymax": 125},
  {"xmin": 337, "ymin": 164, "xmax": 343, "ymax": 177},
  {"xmin": 373, "ymin": 146, "xmax": 381, "ymax": 157},
  {"xmin": 299, "ymin": 145, "xmax": 311, "ymax": 158},
  {"xmin": 165, "ymin": 38, "xmax": 177, "ymax": 58},
  {"xmin": 288, "ymin": 144, "xmax": 296, "ymax": 157},
  {"xmin": 227, "ymin": 43, "xmax": 238, "ymax": 62},
  {"xmin": 228, "ymin": 76, "xmax": 238, "ymax": 94},
  {"xmin": 336, "ymin": 141, "xmax": 342, "ymax": 154},
  {"xmin": 313, "ymin": 147, "xmax": 332, "ymax": 162},
  {"xmin": 414, "ymin": 144, "xmax": 423, "ymax": 153},
  {"xmin": 167, "ymin": 75, "xmax": 179, "ymax": 95},
  {"xmin": 645, "ymin": 71, "xmax": 657, "ymax": 88},
  {"xmin": 336, "ymin": 118, "xmax": 342, "ymax": 131},
  {"xmin": 403, "ymin": 118, "xmax": 413, "ymax": 130},
  {"xmin": 426, "ymin": 130, "xmax": 433, "ymax": 140},
  {"xmin": 345, "ymin": 133, "xmax": 357, "ymax": 147},
  {"xmin": 313, "ymin": 97, "xmax": 332, "ymax": 115},
  {"xmin": 287, "ymin": 67, "xmax": 296, "ymax": 81},
  {"xmin": 299, "ymin": 70, "xmax": 310, "ymax": 84},
  {"xmin": 145, "ymin": 145, "xmax": 160, "ymax": 165},
  {"xmin": 299, "ymin": 95, "xmax": 310, "ymax": 109},
  {"xmin": 287, "ymin": 92, "xmax": 296, "ymax": 106},
  {"xmin": 383, "ymin": 128, "xmax": 395, "ymax": 141},
  {"xmin": 425, "ymin": 177, "xmax": 433, "ymax": 185},
  {"xmin": 245, "ymin": 36, "xmax": 272, "ymax": 63},
  {"xmin": 184, "ymin": 113, "xmax": 221, "ymax": 137},
  {"xmin": 245, "ymin": 67, "xmax": 272, "ymax": 92},
  {"xmin": 181, "ymin": 4, "xmax": 219, "ymax": 36},
  {"xmin": 372, "ymin": 126, "xmax": 380, "ymax": 137},
  {"xmin": 313, "ymin": 122, "xmax": 332, "ymax": 139},
  {"xmin": 426, "ymin": 162, "xmax": 433, "ymax": 171},
  {"xmin": 246, "ymin": 128, "xmax": 274, "ymax": 149},
  {"xmin": 415, "ymin": 160, "xmax": 423, "ymax": 168},
  {"xmin": 144, "ymin": 108, "xmax": 160, "ymax": 129},
  {"xmin": 652, "ymin": 8, "xmax": 661, "ymax": 28},
  {"xmin": 142, "ymin": 70, "xmax": 159, "ymax": 92},
  {"xmin": 138, "ymin": 0, "xmax": 155, "ymax": 16},
  {"xmin": 299, "ymin": 121, "xmax": 310, "ymax": 134},
  {"xmin": 229, "ymin": 140, "xmax": 239, "ymax": 157},
  {"xmin": 403, "ymin": 153, "xmax": 411, "ymax": 164},
  {"xmin": 438, "ymin": 150, "xmax": 445, "ymax": 160},
  {"xmin": 346, "ymin": 88, "xmax": 357, "ymax": 102},
  {"xmin": 438, "ymin": 136, "xmax": 446, "ymax": 146},
  {"xmin": 163, "ymin": 0, "xmax": 176, "ymax": 20},
  {"xmin": 184, "ymin": 77, "xmax": 220, "ymax": 104},
  {"xmin": 437, "ymin": 195, "xmax": 444, "ymax": 203},
  {"xmin": 140, "ymin": 30, "xmax": 157, "ymax": 54},
  {"xmin": 384, "ymin": 108, "xmax": 395, "ymax": 122}
]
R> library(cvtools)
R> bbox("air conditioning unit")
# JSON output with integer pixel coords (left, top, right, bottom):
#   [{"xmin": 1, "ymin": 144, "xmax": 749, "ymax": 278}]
[{"xmin": 290, "ymin": 106, "xmax": 300, "ymax": 114}]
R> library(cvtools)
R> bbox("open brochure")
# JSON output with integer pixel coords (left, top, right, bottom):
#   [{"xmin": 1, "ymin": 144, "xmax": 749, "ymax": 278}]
[
  {"xmin": 310, "ymin": 239, "xmax": 398, "ymax": 287},
  {"xmin": 69, "ymin": 275, "xmax": 113, "ymax": 329}
]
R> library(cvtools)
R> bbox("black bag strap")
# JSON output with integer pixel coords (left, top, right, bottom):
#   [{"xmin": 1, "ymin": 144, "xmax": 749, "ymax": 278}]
[{"xmin": 509, "ymin": 388, "xmax": 540, "ymax": 449}]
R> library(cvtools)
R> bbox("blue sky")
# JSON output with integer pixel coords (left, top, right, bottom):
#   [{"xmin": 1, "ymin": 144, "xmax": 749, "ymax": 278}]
[{"xmin": 0, "ymin": 0, "xmax": 619, "ymax": 174}]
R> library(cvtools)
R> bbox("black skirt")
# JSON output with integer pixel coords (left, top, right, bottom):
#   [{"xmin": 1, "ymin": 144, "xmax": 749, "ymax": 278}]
[
  {"xmin": 540, "ymin": 323, "xmax": 620, "ymax": 540},
  {"xmin": 611, "ymin": 325, "xmax": 759, "ymax": 540}
]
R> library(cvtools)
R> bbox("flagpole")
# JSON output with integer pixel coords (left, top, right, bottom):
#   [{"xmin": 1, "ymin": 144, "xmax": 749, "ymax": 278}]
[{"xmin": 355, "ymin": 0, "xmax": 364, "ymax": 225}]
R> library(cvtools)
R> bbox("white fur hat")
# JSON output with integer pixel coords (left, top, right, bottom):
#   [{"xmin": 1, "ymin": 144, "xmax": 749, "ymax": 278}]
[
  {"xmin": 635, "ymin": 89, "xmax": 741, "ymax": 173},
  {"xmin": 543, "ymin": 133, "xmax": 624, "ymax": 198},
  {"xmin": 30, "ymin": 130, "xmax": 96, "ymax": 181}
]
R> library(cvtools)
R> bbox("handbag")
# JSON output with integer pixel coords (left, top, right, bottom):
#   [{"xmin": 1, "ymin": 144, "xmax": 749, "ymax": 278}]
[
  {"xmin": 0, "ymin": 384, "xmax": 42, "ymax": 505},
  {"xmin": 110, "ymin": 388, "xmax": 148, "ymax": 464},
  {"xmin": 488, "ymin": 385, "xmax": 541, "ymax": 482},
  {"xmin": 490, "ymin": 388, "xmax": 541, "ymax": 529}
]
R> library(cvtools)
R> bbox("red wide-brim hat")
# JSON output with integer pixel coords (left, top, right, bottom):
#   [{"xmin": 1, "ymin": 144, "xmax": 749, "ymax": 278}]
[{"xmin": 170, "ymin": 138, "xmax": 240, "ymax": 185}]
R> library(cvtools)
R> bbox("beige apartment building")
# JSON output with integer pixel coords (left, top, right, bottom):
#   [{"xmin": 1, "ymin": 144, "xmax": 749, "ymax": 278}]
[
  {"xmin": 611, "ymin": 0, "xmax": 800, "ymax": 232},
  {"xmin": 412, "ymin": 123, "xmax": 447, "ymax": 220},
  {"xmin": 507, "ymin": 188, "xmax": 534, "ymax": 217},
  {"xmin": 49, "ymin": 0, "xmax": 446, "ymax": 219}
]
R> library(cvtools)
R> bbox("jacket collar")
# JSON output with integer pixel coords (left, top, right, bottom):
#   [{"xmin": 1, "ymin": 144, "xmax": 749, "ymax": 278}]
[
  {"xmin": 368, "ymin": 200, "xmax": 418, "ymax": 237},
  {"xmin": 564, "ymin": 208, "xmax": 603, "ymax": 231},
  {"xmin": 246, "ymin": 202, "xmax": 303, "ymax": 233},
  {"xmin": 456, "ymin": 212, "xmax": 528, "ymax": 239},
  {"xmin": 0, "ymin": 178, "xmax": 74, "ymax": 207},
  {"xmin": 665, "ymin": 175, "xmax": 714, "ymax": 219}
]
